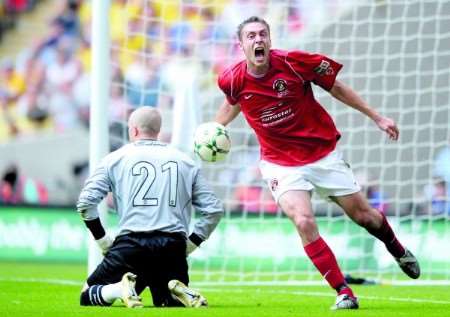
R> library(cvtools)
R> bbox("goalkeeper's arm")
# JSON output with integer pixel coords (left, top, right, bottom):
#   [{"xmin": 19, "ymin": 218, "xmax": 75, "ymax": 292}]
[
  {"xmin": 186, "ymin": 232, "xmax": 206, "ymax": 255},
  {"xmin": 83, "ymin": 217, "xmax": 113, "ymax": 254},
  {"xmin": 188, "ymin": 169, "xmax": 224, "ymax": 255},
  {"xmin": 76, "ymin": 161, "xmax": 113, "ymax": 254}
]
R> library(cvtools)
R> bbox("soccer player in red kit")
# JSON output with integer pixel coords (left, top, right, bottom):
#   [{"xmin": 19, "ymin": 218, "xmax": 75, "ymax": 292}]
[{"xmin": 215, "ymin": 16, "xmax": 420, "ymax": 310}]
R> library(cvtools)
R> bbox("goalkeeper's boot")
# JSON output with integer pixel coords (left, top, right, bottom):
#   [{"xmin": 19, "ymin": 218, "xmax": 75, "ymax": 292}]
[
  {"xmin": 331, "ymin": 294, "xmax": 359, "ymax": 310},
  {"xmin": 120, "ymin": 272, "xmax": 143, "ymax": 308},
  {"xmin": 168, "ymin": 280, "xmax": 208, "ymax": 307},
  {"xmin": 395, "ymin": 248, "xmax": 420, "ymax": 279}
]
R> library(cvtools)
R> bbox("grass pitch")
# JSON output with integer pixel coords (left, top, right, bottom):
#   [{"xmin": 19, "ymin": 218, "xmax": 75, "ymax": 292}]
[{"xmin": 0, "ymin": 262, "xmax": 449, "ymax": 317}]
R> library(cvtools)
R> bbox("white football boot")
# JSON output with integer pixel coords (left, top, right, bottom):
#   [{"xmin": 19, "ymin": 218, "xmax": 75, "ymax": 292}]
[
  {"xmin": 168, "ymin": 280, "xmax": 208, "ymax": 307},
  {"xmin": 331, "ymin": 294, "xmax": 359, "ymax": 310},
  {"xmin": 120, "ymin": 272, "xmax": 143, "ymax": 308}
]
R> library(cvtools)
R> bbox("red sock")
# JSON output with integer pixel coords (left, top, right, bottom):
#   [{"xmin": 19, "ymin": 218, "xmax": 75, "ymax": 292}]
[
  {"xmin": 304, "ymin": 237, "xmax": 347, "ymax": 291},
  {"xmin": 366, "ymin": 213, "xmax": 405, "ymax": 258},
  {"xmin": 337, "ymin": 285, "xmax": 355, "ymax": 297}
]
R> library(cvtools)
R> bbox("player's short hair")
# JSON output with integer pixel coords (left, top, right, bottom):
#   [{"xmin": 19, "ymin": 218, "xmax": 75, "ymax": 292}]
[
  {"xmin": 237, "ymin": 16, "xmax": 270, "ymax": 41},
  {"xmin": 129, "ymin": 106, "xmax": 161, "ymax": 136}
]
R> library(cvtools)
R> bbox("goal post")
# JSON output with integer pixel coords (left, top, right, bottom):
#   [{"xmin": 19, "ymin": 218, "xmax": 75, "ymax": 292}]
[
  {"xmin": 88, "ymin": 0, "xmax": 110, "ymax": 274},
  {"xmin": 91, "ymin": 0, "xmax": 449, "ymax": 284}
]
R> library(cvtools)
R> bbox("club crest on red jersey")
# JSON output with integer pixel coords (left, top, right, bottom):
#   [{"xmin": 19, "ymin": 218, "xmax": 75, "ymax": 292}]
[
  {"xmin": 272, "ymin": 78, "xmax": 288, "ymax": 97},
  {"xmin": 270, "ymin": 178, "xmax": 279, "ymax": 192}
]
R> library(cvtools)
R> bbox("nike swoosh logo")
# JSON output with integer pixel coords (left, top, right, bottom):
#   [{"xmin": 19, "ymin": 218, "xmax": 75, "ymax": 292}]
[{"xmin": 244, "ymin": 94, "xmax": 253, "ymax": 100}]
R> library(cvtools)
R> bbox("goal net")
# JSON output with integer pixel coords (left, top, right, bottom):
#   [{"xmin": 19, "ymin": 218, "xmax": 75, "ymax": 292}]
[{"xmin": 103, "ymin": 0, "xmax": 450, "ymax": 284}]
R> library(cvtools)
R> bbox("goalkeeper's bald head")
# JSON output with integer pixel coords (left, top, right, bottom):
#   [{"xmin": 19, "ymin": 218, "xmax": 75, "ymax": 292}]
[{"xmin": 128, "ymin": 106, "xmax": 161, "ymax": 141}]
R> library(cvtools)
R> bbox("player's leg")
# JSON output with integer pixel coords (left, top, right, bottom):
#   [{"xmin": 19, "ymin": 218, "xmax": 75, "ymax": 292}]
[
  {"xmin": 306, "ymin": 149, "xmax": 420, "ymax": 279},
  {"xmin": 90, "ymin": 272, "xmax": 143, "ymax": 308},
  {"xmin": 278, "ymin": 190, "xmax": 358, "ymax": 310},
  {"xmin": 80, "ymin": 270, "xmax": 143, "ymax": 308},
  {"xmin": 260, "ymin": 159, "xmax": 357, "ymax": 309},
  {"xmin": 332, "ymin": 192, "xmax": 420, "ymax": 279},
  {"xmin": 80, "ymin": 235, "xmax": 144, "ymax": 308},
  {"xmin": 278, "ymin": 190, "xmax": 318, "ymax": 244},
  {"xmin": 146, "ymin": 233, "xmax": 207, "ymax": 308},
  {"xmin": 167, "ymin": 280, "xmax": 208, "ymax": 308}
]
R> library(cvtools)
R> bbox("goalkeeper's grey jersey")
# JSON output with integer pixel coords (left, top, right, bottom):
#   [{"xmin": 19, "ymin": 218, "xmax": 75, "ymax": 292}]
[{"xmin": 77, "ymin": 140, "xmax": 223, "ymax": 240}]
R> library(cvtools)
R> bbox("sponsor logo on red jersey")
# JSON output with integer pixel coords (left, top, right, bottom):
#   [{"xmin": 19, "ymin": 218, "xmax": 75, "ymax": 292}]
[
  {"xmin": 260, "ymin": 104, "xmax": 294, "ymax": 127},
  {"xmin": 313, "ymin": 60, "xmax": 334, "ymax": 76}
]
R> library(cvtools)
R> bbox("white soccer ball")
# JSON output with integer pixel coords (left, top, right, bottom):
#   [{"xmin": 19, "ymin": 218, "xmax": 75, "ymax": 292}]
[{"xmin": 194, "ymin": 122, "xmax": 231, "ymax": 162}]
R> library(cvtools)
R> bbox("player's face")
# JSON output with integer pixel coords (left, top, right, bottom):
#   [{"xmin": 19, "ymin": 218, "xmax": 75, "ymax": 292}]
[{"xmin": 239, "ymin": 22, "xmax": 271, "ymax": 73}]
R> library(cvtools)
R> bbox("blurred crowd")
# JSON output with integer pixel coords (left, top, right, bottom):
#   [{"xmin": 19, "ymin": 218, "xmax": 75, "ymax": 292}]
[
  {"xmin": 0, "ymin": 0, "xmax": 448, "ymax": 215},
  {"xmin": 0, "ymin": 0, "xmax": 323, "ymax": 142},
  {"xmin": 0, "ymin": 0, "xmax": 328, "ymax": 208},
  {"xmin": 0, "ymin": 1, "xmax": 40, "ymax": 42}
]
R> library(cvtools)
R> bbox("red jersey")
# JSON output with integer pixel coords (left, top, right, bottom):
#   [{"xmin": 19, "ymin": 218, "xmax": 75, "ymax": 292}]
[{"xmin": 218, "ymin": 49, "xmax": 342, "ymax": 166}]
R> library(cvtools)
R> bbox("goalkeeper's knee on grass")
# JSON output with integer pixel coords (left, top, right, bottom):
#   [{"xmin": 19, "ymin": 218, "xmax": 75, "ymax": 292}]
[{"xmin": 80, "ymin": 273, "xmax": 143, "ymax": 308}]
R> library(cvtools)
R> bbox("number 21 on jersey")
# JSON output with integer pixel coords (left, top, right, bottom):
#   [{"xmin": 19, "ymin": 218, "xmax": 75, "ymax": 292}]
[{"xmin": 131, "ymin": 161, "xmax": 178, "ymax": 207}]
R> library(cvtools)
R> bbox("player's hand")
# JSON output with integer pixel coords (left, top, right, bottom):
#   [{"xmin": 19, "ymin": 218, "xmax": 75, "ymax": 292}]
[
  {"xmin": 96, "ymin": 234, "xmax": 114, "ymax": 255},
  {"xmin": 186, "ymin": 239, "xmax": 198, "ymax": 256},
  {"xmin": 375, "ymin": 116, "xmax": 399, "ymax": 141}
]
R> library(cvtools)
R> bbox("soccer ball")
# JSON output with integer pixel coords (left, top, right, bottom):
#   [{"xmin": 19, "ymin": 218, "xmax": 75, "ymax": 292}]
[{"xmin": 194, "ymin": 122, "xmax": 231, "ymax": 162}]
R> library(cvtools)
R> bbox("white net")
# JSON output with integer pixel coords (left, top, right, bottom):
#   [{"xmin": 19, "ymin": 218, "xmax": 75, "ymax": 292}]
[{"xmin": 107, "ymin": 0, "xmax": 450, "ymax": 284}]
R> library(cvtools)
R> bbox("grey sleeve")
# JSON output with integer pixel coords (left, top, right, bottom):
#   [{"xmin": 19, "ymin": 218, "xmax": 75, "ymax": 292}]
[
  {"xmin": 76, "ymin": 161, "xmax": 111, "ymax": 220},
  {"xmin": 191, "ymin": 169, "xmax": 224, "ymax": 241}
]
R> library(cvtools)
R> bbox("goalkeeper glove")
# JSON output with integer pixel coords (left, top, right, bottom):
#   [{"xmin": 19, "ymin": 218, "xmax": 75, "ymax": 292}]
[
  {"xmin": 96, "ymin": 234, "xmax": 114, "ymax": 255},
  {"xmin": 186, "ymin": 239, "xmax": 198, "ymax": 255},
  {"xmin": 186, "ymin": 233, "xmax": 204, "ymax": 256}
]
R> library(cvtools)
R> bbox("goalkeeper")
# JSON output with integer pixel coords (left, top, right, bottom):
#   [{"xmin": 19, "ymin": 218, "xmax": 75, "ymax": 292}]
[
  {"xmin": 215, "ymin": 16, "xmax": 420, "ymax": 310},
  {"xmin": 76, "ymin": 106, "xmax": 223, "ymax": 308}
]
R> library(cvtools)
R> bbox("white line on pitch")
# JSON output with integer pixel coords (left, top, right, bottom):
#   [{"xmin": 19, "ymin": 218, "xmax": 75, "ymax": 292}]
[
  {"xmin": 0, "ymin": 277, "xmax": 81, "ymax": 286},
  {"xmin": 200, "ymin": 287, "xmax": 450, "ymax": 305},
  {"xmin": 194, "ymin": 280, "xmax": 450, "ymax": 286},
  {"xmin": 2, "ymin": 277, "xmax": 450, "ymax": 305}
]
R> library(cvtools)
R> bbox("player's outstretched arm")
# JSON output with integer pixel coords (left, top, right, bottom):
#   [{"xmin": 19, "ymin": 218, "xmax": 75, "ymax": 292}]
[
  {"xmin": 329, "ymin": 79, "xmax": 399, "ymax": 140},
  {"xmin": 215, "ymin": 99, "xmax": 241, "ymax": 126}
]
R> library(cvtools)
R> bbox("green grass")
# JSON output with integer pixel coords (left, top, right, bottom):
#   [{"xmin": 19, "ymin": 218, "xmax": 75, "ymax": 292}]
[{"xmin": 0, "ymin": 262, "xmax": 449, "ymax": 317}]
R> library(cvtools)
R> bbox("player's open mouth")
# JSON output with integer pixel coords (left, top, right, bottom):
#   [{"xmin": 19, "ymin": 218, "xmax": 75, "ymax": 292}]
[{"xmin": 254, "ymin": 47, "xmax": 265, "ymax": 62}]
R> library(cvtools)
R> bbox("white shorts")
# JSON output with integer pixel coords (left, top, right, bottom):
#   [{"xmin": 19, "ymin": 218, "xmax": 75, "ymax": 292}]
[{"xmin": 260, "ymin": 149, "xmax": 361, "ymax": 203}]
